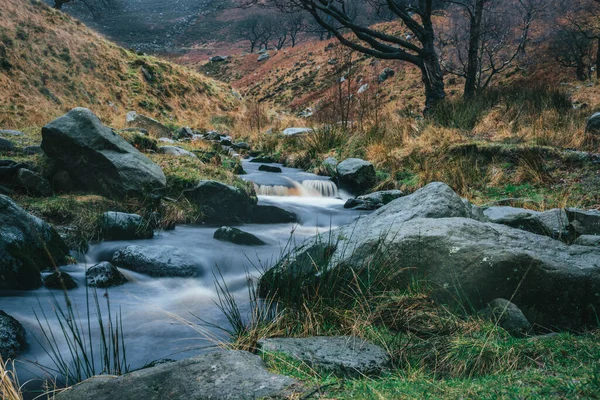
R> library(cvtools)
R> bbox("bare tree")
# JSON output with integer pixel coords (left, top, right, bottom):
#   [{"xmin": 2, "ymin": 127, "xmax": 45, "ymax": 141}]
[
  {"xmin": 242, "ymin": 0, "xmax": 447, "ymax": 112},
  {"xmin": 567, "ymin": 0, "xmax": 600, "ymax": 78},
  {"xmin": 236, "ymin": 15, "xmax": 270, "ymax": 53},
  {"xmin": 286, "ymin": 13, "xmax": 307, "ymax": 47},
  {"xmin": 550, "ymin": 27, "xmax": 594, "ymax": 80}
]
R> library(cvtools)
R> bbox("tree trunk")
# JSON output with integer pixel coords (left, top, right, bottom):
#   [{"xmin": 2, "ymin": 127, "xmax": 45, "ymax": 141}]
[
  {"xmin": 464, "ymin": 0, "xmax": 485, "ymax": 98},
  {"xmin": 597, "ymin": 38, "xmax": 600, "ymax": 79},
  {"xmin": 576, "ymin": 62, "xmax": 587, "ymax": 81},
  {"xmin": 421, "ymin": 51, "xmax": 446, "ymax": 112}
]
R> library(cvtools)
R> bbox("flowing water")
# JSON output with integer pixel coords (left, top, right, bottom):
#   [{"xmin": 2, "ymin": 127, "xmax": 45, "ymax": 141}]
[{"xmin": 1, "ymin": 159, "xmax": 365, "ymax": 388}]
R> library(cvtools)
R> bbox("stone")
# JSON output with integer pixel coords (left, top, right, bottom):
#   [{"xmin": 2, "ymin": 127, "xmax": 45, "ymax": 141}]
[
  {"xmin": 125, "ymin": 111, "xmax": 172, "ymax": 138},
  {"xmin": 344, "ymin": 190, "xmax": 404, "ymax": 210},
  {"xmin": 204, "ymin": 131, "xmax": 221, "ymax": 141},
  {"xmin": 480, "ymin": 299, "xmax": 531, "ymax": 337},
  {"xmin": 55, "ymin": 351, "xmax": 301, "ymax": 400},
  {"xmin": 112, "ymin": 245, "xmax": 204, "ymax": 278},
  {"xmin": 567, "ymin": 208, "xmax": 600, "ymax": 236},
  {"xmin": 0, "ymin": 130, "xmax": 24, "ymax": 136},
  {"xmin": 336, "ymin": 158, "xmax": 376, "ymax": 194},
  {"xmin": 585, "ymin": 112, "xmax": 600, "ymax": 135},
  {"xmin": 323, "ymin": 157, "xmax": 338, "ymax": 168},
  {"xmin": 232, "ymin": 142, "xmax": 250, "ymax": 150},
  {"xmin": 260, "ymin": 183, "xmax": 600, "ymax": 329},
  {"xmin": 220, "ymin": 138, "xmax": 232, "ymax": 146},
  {"xmin": 250, "ymin": 156, "xmax": 276, "ymax": 163},
  {"xmin": 157, "ymin": 146, "xmax": 197, "ymax": 158},
  {"xmin": 15, "ymin": 168, "xmax": 52, "ymax": 197},
  {"xmin": 183, "ymin": 180, "xmax": 256, "ymax": 224},
  {"xmin": 283, "ymin": 127, "xmax": 313, "ymax": 136},
  {"xmin": 22, "ymin": 145, "xmax": 43, "ymax": 155},
  {"xmin": 0, "ymin": 195, "xmax": 69, "ymax": 290},
  {"xmin": 174, "ymin": 127, "xmax": 194, "ymax": 140},
  {"xmin": 42, "ymin": 108, "xmax": 166, "ymax": 199},
  {"xmin": 158, "ymin": 137, "xmax": 175, "ymax": 143},
  {"xmin": 209, "ymin": 55, "xmax": 227, "ymax": 62},
  {"xmin": 378, "ymin": 67, "xmax": 395, "ymax": 83},
  {"xmin": 101, "ymin": 212, "xmax": 153, "ymax": 241},
  {"xmin": 257, "ymin": 336, "xmax": 390, "ymax": 376},
  {"xmin": 44, "ymin": 271, "xmax": 78, "ymax": 290},
  {"xmin": 214, "ymin": 226, "xmax": 265, "ymax": 246},
  {"xmin": 357, "ymin": 84, "xmax": 369, "ymax": 94},
  {"xmin": 248, "ymin": 205, "xmax": 297, "ymax": 224},
  {"xmin": 483, "ymin": 207, "xmax": 570, "ymax": 240},
  {"xmin": 257, "ymin": 53, "xmax": 270, "ymax": 62},
  {"xmin": 86, "ymin": 262, "xmax": 128, "ymax": 288},
  {"xmin": 0, "ymin": 311, "xmax": 27, "ymax": 359},
  {"xmin": 574, "ymin": 235, "xmax": 600, "ymax": 246},
  {"xmin": 0, "ymin": 137, "xmax": 14, "ymax": 151},
  {"xmin": 258, "ymin": 164, "xmax": 282, "ymax": 173}
]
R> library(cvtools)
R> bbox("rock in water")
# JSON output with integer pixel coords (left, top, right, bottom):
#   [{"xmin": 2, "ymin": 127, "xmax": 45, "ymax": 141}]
[
  {"xmin": 183, "ymin": 180, "xmax": 256, "ymax": 223},
  {"xmin": 54, "ymin": 351, "xmax": 302, "ymax": 400},
  {"xmin": 479, "ymin": 298, "xmax": 531, "ymax": 337},
  {"xmin": 0, "ymin": 195, "xmax": 69, "ymax": 290},
  {"xmin": 86, "ymin": 262, "xmax": 128, "ymax": 288},
  {"xmin": 260, "ymin": 182, "xmax": 600, "ymax": 329},
  {"xmin": 214, "ymin": 226, "xmax": 265, "ymax": 245},
  {"xmin": 101, "ymin": 212, "xmax": 153, "ymax": 241},
  {"xmin": 248, "ymin": 205, "xmax": 298, "ymax": 224},
  {"xmin": 41, "ymin": 108, "xmax": 166, "ymax": 199},
  {"xmin": 344, "ymin": 190, "xmax": 404, "ymax": 210},
  {"xmin": 112, "ymin": 245, "xmax": 203, "ymax": 277},
  {"xmin": 336, "ymin": 158, "xmax": 376, "ymax": 194},
  {"xmin": 0, "ymin": 311, "xmax": 27, "ymax": 359},
  {"xmin": 44, "ymin": 271, "xmax": 78, "ymax": 290},
  {"xmin": 258, "ymin": 336, "xmax": 390, "ymax": 376},
  {"xmin": 258, "ymin": 164, "xmax": 282, "ymax": 173}
]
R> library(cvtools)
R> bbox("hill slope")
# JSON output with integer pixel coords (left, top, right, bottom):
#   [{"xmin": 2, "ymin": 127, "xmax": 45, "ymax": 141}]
[{"xmin": 0, "ymin": 0, "xmax": 240, "ymax": 129}]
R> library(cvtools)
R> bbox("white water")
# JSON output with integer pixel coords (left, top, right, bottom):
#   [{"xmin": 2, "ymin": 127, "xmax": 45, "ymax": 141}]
[{"xmin": 1, "ymin": 159, "xmax": 365, "ymax": 390}]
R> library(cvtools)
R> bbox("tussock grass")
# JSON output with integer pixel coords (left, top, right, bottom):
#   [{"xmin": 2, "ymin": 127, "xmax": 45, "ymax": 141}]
[{"xmin": 0, "ymin": 357, "xmax": 23, "ymax": 400}]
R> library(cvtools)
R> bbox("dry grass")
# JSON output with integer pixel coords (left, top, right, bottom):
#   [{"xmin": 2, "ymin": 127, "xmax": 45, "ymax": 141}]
[{"xmin": 0, "ymin": 357, "xmax": 23, "ymax": 400}]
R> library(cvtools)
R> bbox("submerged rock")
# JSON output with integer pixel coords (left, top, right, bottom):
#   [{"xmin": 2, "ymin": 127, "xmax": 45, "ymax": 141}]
[
  {"xmin": 86, "ymin": 262, "xmax": 128, "ymax": 288},
  {"xmin": 42, "ymin": 108, "xmax": 166, "ymax": 199},
  {"xmin": 258, "ymin": 164, "xmax": 282, "ymax": 173},
  {"xmin": 55, "ymin": 351, "xmax": 302, "ymax": 400},
  {"xmin": 336, "ymin": 158, "xmax": 376, "ymax": 194},
  {"xmin": 101, "ymin": 212, "xmax": 153, "ymax": 241},
  {"xmin": 258, "ymin": 336, "xmax": 390, "ymax": 376},
  {"xmin": 0, "ymin": 195, "xmax": 69, "ymax": 290},
  {"xmin": 214, "ymin": 226, "xmax": 265, "ymax": 246},
  {"xmin": 112, "ymin": 245, "xmax": 203, "ymax": 278},
  {"xmin": 248, "ymin": 205, "xmax": 298, "ymax": 224},
  {"xmin": 480, "ymin": 298, "xmax": 531, "ymax": 337},
  {"xmin": 0, "ymin": 311, "xmax": 27, "ymax": 359},
  {"xmin": 44, "ymin": 271, "xmax": 78, "ymax": 290}
]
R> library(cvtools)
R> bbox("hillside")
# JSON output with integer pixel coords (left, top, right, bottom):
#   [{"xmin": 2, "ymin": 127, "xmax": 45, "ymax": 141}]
[{"xmin": 0, "ymin": 0, "xmax": 240, "ymax": 130}]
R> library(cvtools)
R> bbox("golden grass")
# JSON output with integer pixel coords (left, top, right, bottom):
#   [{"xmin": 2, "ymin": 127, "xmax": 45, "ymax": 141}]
[{"xmin": 0, "ymin": 357, "xmax": 23, "ymax": 400}]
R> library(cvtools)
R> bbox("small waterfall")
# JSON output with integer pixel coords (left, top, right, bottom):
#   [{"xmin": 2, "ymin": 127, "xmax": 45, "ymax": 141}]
[
  {"xmin": 254, "ymin": 180, "xmax": 338, "ymax": 197},
  {"xmin": 301, "ymin": 180, "xmax": 338, "ymax": 197},
  {"xmin": 254, "ymin": 184, "xmax": 303, "ymax": 196}
]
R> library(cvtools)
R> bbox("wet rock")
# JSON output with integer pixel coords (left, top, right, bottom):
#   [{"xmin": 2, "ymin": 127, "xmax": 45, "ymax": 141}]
[
  {"xmin": 344, "ymin": 190, "xmax": 404, "ymax": 210},
  {"xmin": 258, "ymin": 336, "xmax": 390, "ymax": 376},
  {"xmin": 183, "ymin": 180, "xmax": 256, "ymax": 224},
  {"xmin": 250, "ymin": 156, "xmax": 276, "ymax": 163},
  {"xmin": 101, "ymin": 212, "xmax": 153, "ymax": 241},
  {"xmin": 258, "ymin": 164, "xmax": 282, "ymax": 173},
  {"xmin": 567, "ymin": 208, "xmax": 600, "ymax": 236},
  {"xmin": 574, "ymin": 235, "xmax": 600, "ymax": 246},
  {"xmin": 55, "ymin": 351, "xmax": 301, "ymax": 400},
  {"xmin": 141, "ymin": 358, "xmax": 175, "ymax": 369},
  {"xmin": 483, "ymin": 207, "xmax": 569, "ymax": 240},
  {"xmin": 0, "ymin": 195, "xmax": 69, "ymax": 290},
  {"xmin": 248, "ymin": 205, "xmax": 297, "ymax": 224},
  {"xmin": 125, "ymin": 111, "xmax": 172, "ymax": 138},
  {"xmin": 15, "ymin": 168, "xmax": 52, "ymax": 197},
  {"xmin": 336, "ymin": 158, "xmax": 376, "ymax": 194},
  {"xmin": 157, "ymin": 146, "xmax": 197, "ymax": 158},
  {"xmin": 42, "ymin": 108, "xmax": 166, "ymax": 199},
  {"xmin": 0, "ymin": 311, "xmax": 27, "ymax": 359},
  {"xmin": 0, "ymin": 137, "xmax": 14, "ymax": 151},
  {"xmin": 86, "ymin": 262, "xmax": 128, "ymax": 288},
  {"xmin": 480, "ymin": 299, "xmax": 531, "ymax": 337},
  {"xmin": 214, "ymin": 226, "xmax": 265, "ymax": 246},
  {"xmin": 44, "ymin": 271, "xmax": 78, "ymax": 290},
  {"xmin": 112, "ymin": 245, "xmax": 203, "ymax": 277}
]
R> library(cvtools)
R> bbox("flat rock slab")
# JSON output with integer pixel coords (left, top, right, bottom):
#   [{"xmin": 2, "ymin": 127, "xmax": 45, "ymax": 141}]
[
  {"xmin": 258, "ymin": 336, "xmax": 390, "ymax": 376},
  {"xmin": 55, "ymin": 351, "xmax": 302, "ymax": 400}
]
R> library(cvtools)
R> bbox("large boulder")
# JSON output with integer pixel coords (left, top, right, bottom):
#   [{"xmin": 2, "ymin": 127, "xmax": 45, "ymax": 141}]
[
  {"xmin": 183, "ymin": 180, "xmax": 256, "ymax": 224},
  {"xmin": 101, "ymin": 212, "xmax": 153, "ymax": 241},
  {"xmin": 125, "ymin": 111, "xmax": 172, "ymax": 138},
  {"xmin": 55, "ymin": 351, "xmax": 302, "ymax": 400},
  {"xmin": 42, "ymin": 108, "xmax": 166, "ymax": 199},
  {"xmin": 248, "ymin": 205, "xmax": 297, "ymax": 224},
  {"xmin": 0, "ymin": 195, "xmax": 70, "ymax": 290},
  {"xmin": 344, "ymin": 190, "xmax": 404, "ymax": 211},
  {"xmin": 336, "ymin": 158, "xmax": 376, "ymax": 194},
  {"xmin": 567, "ymin": 208, "xmax": 600, "ymax": 236},
  {"xmin": 260, "ymin": 183, "xmax": 600, "ymax": 329},
  {"xmin": 86, "ymin": 262, "xmax": 128, "ymax": 288},
  {"xmin": 257, "ymin": 336, "xmax": 390, "ymax": 376},
  {"xmin": 483, "ymin": 206, "xmax": 569, "ymax": 240},
  {"xmin": 112, "ymin": 245, "xmax": 204, "ymax": 278},
  {"xmin": 214, "ymin": 226, "xmax": 265, "ymax": 246},
  {"xmin": 0, "ymin": 311, "xmax": 27, "ymax": 359}
]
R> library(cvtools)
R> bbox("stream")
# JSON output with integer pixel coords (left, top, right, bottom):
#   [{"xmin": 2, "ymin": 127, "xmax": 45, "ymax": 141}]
[{"xmin": 1, "ymin": 159, "xmax": 366, "ymax": 388}]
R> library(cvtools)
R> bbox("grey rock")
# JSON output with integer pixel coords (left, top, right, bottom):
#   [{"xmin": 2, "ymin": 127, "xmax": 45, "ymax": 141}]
[
  {"xmin": 101, "ymin": 212, "xmax": 153, "ymax": 241},
  {"xmin": 209, "ymin": 55, "xmax": 227, "ymax": 62},
  {"xmin": 15, "ymin": 168, "xmax": 52, "ymax": 197},
  {"xmin": 260, "ymin": 182, "xmax": 600, "ymax": 329},
  {"xmin": 158, "ymin": 137, "xmax": 175, "ymax": 143},
  {"xmin": 283, "ymin": 127, "xmax": 312, "ymax": 136},
  {"xmin": 480, "ymin": 299, "xmax": 531, "ymax": 337},
  {"xmin": 323, "ymin": 157, "xmax": 338, "ymax": 168},
  {"xmin": 22, "ymin": 145, "xmax": 43, "ymax": 155},
  {"xmin": 183, "ymin": 180, "xmax": 256, "ymax": 223},
  {"xmin": 0, "ymin": 130, "xmax": 24, "ymax": 136},
  {"xmin": 585, "ymin": 112, "xmax": 600, "ymax": 135},
  {"xmin": 112, "ymin": 245, "xmax": 203, "ymax": 278},
  {"xmin": 248, "ymin": 205, "xmax": 297, "ymax": 224},
  {"xmin": 42, "ymin": 108, "xmax": 166, "ymax": 199},
  {"xmin": 344, "ymin": 190, "xmax": 404, "ymax": 210},
  {"xmin": 0, "ymin": 311, "xmax": 27, "ymax": 359},
  {"xmin": 484, "ymin": 207, "xmax": 569, "ymax": 239},
  {"xmin": 125, "ymin": 111, "xmax": 172, "ymax": 138},
  {"xmin": 567, "ymin": 208, "xmax": 600, "ymax": 236},
  {"xmin": 86, "ymin": 262, "xmax": 128, "ymax": 288},
  {"xmin": 119, "ymin": 127, "xmax": 149, "ymax": 136},
  {"xmin": 258, "ymin": 336, "xmax": 390, "ymax": 376},
  {"xmin": 174, "ymin": 127, "xmax": 194, "ymax": 140},
  {"xmin": 55, "ymin": 351, "xmax": 301, "ymax": 400},
  {"xmin": 220, "ymin": 138, "xmax": 232, "ymax": 146},
  {"xmin": 51, "ymin": 170, "xmax": 74, "ymax": 193},
  {"xmin": 574, "ymin": 235, "xmax": 600, "ymax": 247},
  {"xmin": 204, "ymin": 131, "xmax": 221, "ymax": 141},
  {"xmin": 0, "ymin": 195, "xmax": 69, "ymax": 290},
  {"xmin": 258, "ymin": 164, "xmax": 282, "ymax": 173},
  {"xmin": 378, "ymin": 67, "xmax": 395, "ymax": 83},
  {"xmin": 141, "ymin": 358, "xmax": 175, "ymax": 369},
  {"xmin": 257, "ymin": 53, "xmax": 270, "ymax": 62},
  {"xmin": 0, "ymin": 137, "xmax": 14, "ymax": 151},
  {"xmin": 250, "ymin": 156, "xmax": 276, "ymax": 163},
  {"xmin": 157, "ymin": 146, "xmax": 197, "ymax": 158},
  {"xmin": 214, "ymin": 226, "xmax": 265, "ymax": 246},
  {"xmin": 232, "ymin": 142, "xmax": 250, "ymax": 150},
  {"xmin": 44, "ymin": 271, "xmax": 78, "ymax": 290},
  {"xmin": 336, "ymin": 158, "xmax": 376, "ymax": 194}
]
